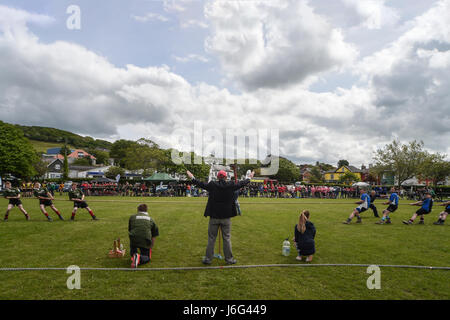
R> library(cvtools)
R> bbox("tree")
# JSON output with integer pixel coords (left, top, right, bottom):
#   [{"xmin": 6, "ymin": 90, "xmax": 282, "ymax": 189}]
[
  {"xmin": 110, "ymin": 139, "xmax": 139, "ymax": 167},
  {"xmin": 0, "ymin": 121, "xmax": 38, "ymax": 178},
  {"xmin": 373, "ymin": 140, "xmax": 427, "ymax": 188},
  {"xmin": 419, "ymin": 153, "xmax": 450, "ymax": 186},
  {"xmin": 337, "ymin": 159, "xmax": 349, "ymax": 168},
  {"xmin": 32, "ymin": 155, "xmax": 48, "ymax": 178},
  {"xmin": 184, "ymin": 152, "xmax": 210, "ymax": 180},
  {"xmin": 72, "ymin": 158, "xmax": 92, "ymax": 166},
  {"xmin": 62, "ymin": 139, "xmax": 69, "ymax": 180},
  {"xmin": 315, "ymin": 161, "xmax": 334, "ymax": 172},
  {"xmin": 123, "ymin": 141, "xmax": 166, "ymax": 172},
  {"xmin": 338, "ymin": 172, "xmax": 360, "ymax": 184},
  {"xmin": 88, "ymin": 149, "xmax": 109, "ymax": 165},
  {"xmin": 105, "ymin": 166, "xmax": 125, "ymax": 180},
  {"xmin": 308, "ymin": 167, "xmax": 324, "ymax": 183},
  {"xmin": 271, "ymin": 157, "xmax": 301, "ymax": 183},
  {"xmin": 59, "ymin": 145, "xmax": 72, "ymax": 157}
]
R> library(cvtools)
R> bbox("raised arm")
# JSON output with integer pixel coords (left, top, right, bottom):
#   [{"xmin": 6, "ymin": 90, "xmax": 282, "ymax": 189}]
[
  {"xmin": 187, "ymin": 170, "xmax": 211, "ymax": 190},
  {"xmin": 232, "ymin": 171, "xmax": 255, "ymax": 190}
]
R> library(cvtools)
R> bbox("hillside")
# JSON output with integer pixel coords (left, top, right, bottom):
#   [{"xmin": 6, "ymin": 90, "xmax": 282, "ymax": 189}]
[
  {"xmin": 28, "ymin": 139, "xmax": 75, "ymax": 154},
  {"xmin": 13, "ymin": 123, "xmax": 112, "ymax": 151}
]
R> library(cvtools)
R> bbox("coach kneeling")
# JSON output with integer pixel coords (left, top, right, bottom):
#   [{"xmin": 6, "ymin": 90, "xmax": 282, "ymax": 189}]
[
  {"xmin": 187, "ymin": 169, "xmax": 254, "ymax": 265},
  {"xmin": 128, "ymin": 204, "xmax": 159, "ymax": 268}
]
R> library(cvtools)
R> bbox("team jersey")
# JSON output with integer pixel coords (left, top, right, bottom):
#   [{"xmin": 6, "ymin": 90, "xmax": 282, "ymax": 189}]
[
  {"xmin": 421, "ymin": 198, "xmax": 433, "ymax": 212},
  {"xmin": 128, "ymin": 212, "xmax": 159, "ymax": 249},
  {"xmin": 389, "ymin": 193, "xmax": 399, "ymax": 206},
  {"xmin": 446, "ymin": 203, "xmax": 450, "ymax": 210},
  {"xmin": 34, "ymin": 187, "xmax": 49, "ymax": 199},
  {"xmin": 361, "ymin": 193, "xmax": 370, "ymax": 208},
  {"xmin": 69, "ymin": 189, "xmax": 84, "ymax": 201},
  {"xmin": 4, "ymin": 188, "xmax": 20, "ymax": 198}
]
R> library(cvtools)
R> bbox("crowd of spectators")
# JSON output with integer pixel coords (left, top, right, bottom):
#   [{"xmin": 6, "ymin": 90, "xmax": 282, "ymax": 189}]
[{"xmin": 15, "ymin": 180, "xmax": 435, "ymax": 200}]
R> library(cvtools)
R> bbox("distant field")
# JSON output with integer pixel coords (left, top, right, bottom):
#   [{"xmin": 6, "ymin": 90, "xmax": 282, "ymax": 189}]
[
  {"xmin": 28, "ymin": 139, "xmax": 75, "ymax": 153},
  {"xmin": 0, "ymin": 196, "xmax": 448, "ymax": 300}
]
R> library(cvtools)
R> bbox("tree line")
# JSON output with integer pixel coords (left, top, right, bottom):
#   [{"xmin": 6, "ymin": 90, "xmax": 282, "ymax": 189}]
[{"xmin": 0, "ymin": 121, "xmax": 449, "ymax": 185}]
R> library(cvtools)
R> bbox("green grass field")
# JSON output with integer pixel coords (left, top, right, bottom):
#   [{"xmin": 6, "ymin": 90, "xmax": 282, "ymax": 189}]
[
  {"xmin": 0, "ymin": 196, "xmax": 448, "ymax": 300},
  {"xmin": 28, "ymin": 139, "xmax": 75, "ymax": 153}
]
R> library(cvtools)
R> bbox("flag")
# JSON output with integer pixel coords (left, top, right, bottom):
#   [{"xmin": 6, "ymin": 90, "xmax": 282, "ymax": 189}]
[{"xmin": 115, "ymin": 174, "xmax": 121, "ymax": 183}]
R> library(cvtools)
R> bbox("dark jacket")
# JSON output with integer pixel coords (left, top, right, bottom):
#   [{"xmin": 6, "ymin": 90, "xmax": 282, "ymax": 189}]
[
  {"xmin": 294, "ymin": 221, "xmax": 316, "ymax": 256},
  {"xmin": 192, "ymin": 178, "xmax": 251, "ymax": 219},
  {"xmin": 128, "ymin": 212, "xmax": 159, "ymax": 249}
]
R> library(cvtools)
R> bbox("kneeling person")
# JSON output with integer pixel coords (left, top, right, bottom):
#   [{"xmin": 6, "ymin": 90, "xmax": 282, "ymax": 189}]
[
  {"xmin": 129, "ymin": 204, "xmax": 159, "ymax": 268},
  {"xmin": 69, "ymin": 183, "xmax": 97, "ymax": 221}
]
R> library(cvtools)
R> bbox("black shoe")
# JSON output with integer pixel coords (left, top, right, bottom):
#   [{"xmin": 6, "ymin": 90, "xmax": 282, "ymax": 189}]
[
  {"xmin": 92, "ymin": 216, "xmax": 99, "ymax": 220},
  {"xmin": 70, "ymin": 216, "xmax": 75, "ymax": 221},
  {"xmin": 342, "ymin": 220, "xmax": 351, "ymax": 224},
  {"xmin": 226, "ymin": 258, "xmax": 237, "ymax": 265},
  {"xmin": 356, "ymin": 219, "xmax": 362, "ymax": 224},
  {"xmin": 418, "ymin": 220, "xmax": 424, "ymax": 225},
  {"xmin": 3, "ymin": 218, "xmax": 8, "ymax": 222},
  {"xmin": 375, "ymin": 220, "xmax": 385, "ymax": 224},
  {"xmin": 47, "ymin": 216, "xmax": 53, "ymax": 222},
  {"xmin": 25, "ymin": 215, "xmax": 30, "ymax": 221},
  {"xmin": 385, "ymin": 219, "xmax": 392, "ymax": 224},
  {"xmin": 402, "ymin": 220, "xmax": 412, "ymax": 225},
  {"xmin": 58, "ymin": 215, "xmax": 65, "ymax": 221},
  {"xmin": 202, "ymin": 258, "xmax": 212, "ymax": 265}
]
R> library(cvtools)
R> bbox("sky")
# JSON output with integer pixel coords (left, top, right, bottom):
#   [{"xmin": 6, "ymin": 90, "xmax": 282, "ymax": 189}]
[{"xmin": 0, "ymin": 0, "xmax": 449, "ymax": 167}]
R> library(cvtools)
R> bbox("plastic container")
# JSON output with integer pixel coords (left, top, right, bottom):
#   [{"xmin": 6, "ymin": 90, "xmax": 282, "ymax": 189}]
[{"xmin": 282, "ymin": 238, "xmax": 291, "ymax": 256}]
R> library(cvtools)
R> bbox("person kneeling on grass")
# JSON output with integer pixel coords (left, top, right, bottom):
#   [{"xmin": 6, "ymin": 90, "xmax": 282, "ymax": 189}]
[
  {"xmin": 433, "ymin": 201, "xmax": 450, "ymax": 225},
  {"xmin": 403, "ymin": 192, "xmax": 433, "ymax": 225},
  {"xmin": 129, "ymin": 204, "xmax": 159, "ymax": 268},
  {"xmin": 342, "ymin": 188, "xmax": 370, "ymax": 224},
  {"xmin": 293, "ymin": 210, "xmax": 316, "ymax": 262}
]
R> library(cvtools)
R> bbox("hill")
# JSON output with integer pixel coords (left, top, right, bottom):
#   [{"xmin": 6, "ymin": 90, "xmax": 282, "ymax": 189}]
[{"xmin": 13, "ymin": 123, "xmax": 112, "ymax": 151}]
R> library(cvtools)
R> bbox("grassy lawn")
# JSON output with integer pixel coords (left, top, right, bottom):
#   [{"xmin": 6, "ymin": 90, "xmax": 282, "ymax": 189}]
[
  {"xmin": 28, "ymin": 139, "xmax": 75, "ymax": 153},
  {"xmin": 0, "ymin": 196, "xmax": 448, "ymax": 300}
]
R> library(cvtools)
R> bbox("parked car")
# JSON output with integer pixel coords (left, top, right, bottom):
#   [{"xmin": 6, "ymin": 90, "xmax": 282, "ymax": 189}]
[{"xmin": 63, "ymin": 181, "xmax": 73, "ymax": 192}]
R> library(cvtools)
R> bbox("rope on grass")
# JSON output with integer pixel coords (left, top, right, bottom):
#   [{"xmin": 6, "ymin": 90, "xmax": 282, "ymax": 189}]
[{"xmin": 1, "ymin": 263, "xmax": 449, "ymax": 272}]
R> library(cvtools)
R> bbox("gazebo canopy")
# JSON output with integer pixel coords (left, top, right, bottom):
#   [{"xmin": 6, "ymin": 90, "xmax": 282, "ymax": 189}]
[{"xmin": 144, "ymin": 172, "xmax": 177, "ymax": 182}]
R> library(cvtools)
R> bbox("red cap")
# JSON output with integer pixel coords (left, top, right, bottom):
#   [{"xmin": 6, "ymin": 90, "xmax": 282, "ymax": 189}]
[{"xmin": 217, "ymin": 170, "xmax": 227, "ymax": 179}]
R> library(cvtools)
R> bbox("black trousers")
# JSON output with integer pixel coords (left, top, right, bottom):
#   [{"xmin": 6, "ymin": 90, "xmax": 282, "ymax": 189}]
[
  {"xmin": 370, "ymin": 204, "xmax": 379, "ymax": 217},
  {"xmin": 130, "ymin": 246, "xmax": 151, "ymax": 265}
]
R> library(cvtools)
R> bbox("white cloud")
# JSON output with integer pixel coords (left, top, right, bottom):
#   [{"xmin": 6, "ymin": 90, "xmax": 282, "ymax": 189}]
[
  {"xmin": 172, "ymin": 54, "xmax": 209, "ymax": 63},
  {"xmin": 0, "ymin": 3, "xmax": 449, "ymax": 166},
  {"xmin": 341, "ymin": 0, "xmax": 400, "ymax": 29},
  {"xmin": 180, "ymin": 19, "xmax": 208, "ymax": 29},
  {"xmin": 131, "ymin": 12, "xmax": 170, "ymax": 23},
  {"xmin": 204, "ymin": 0, "xmax": 358, "ymax": 90}
]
